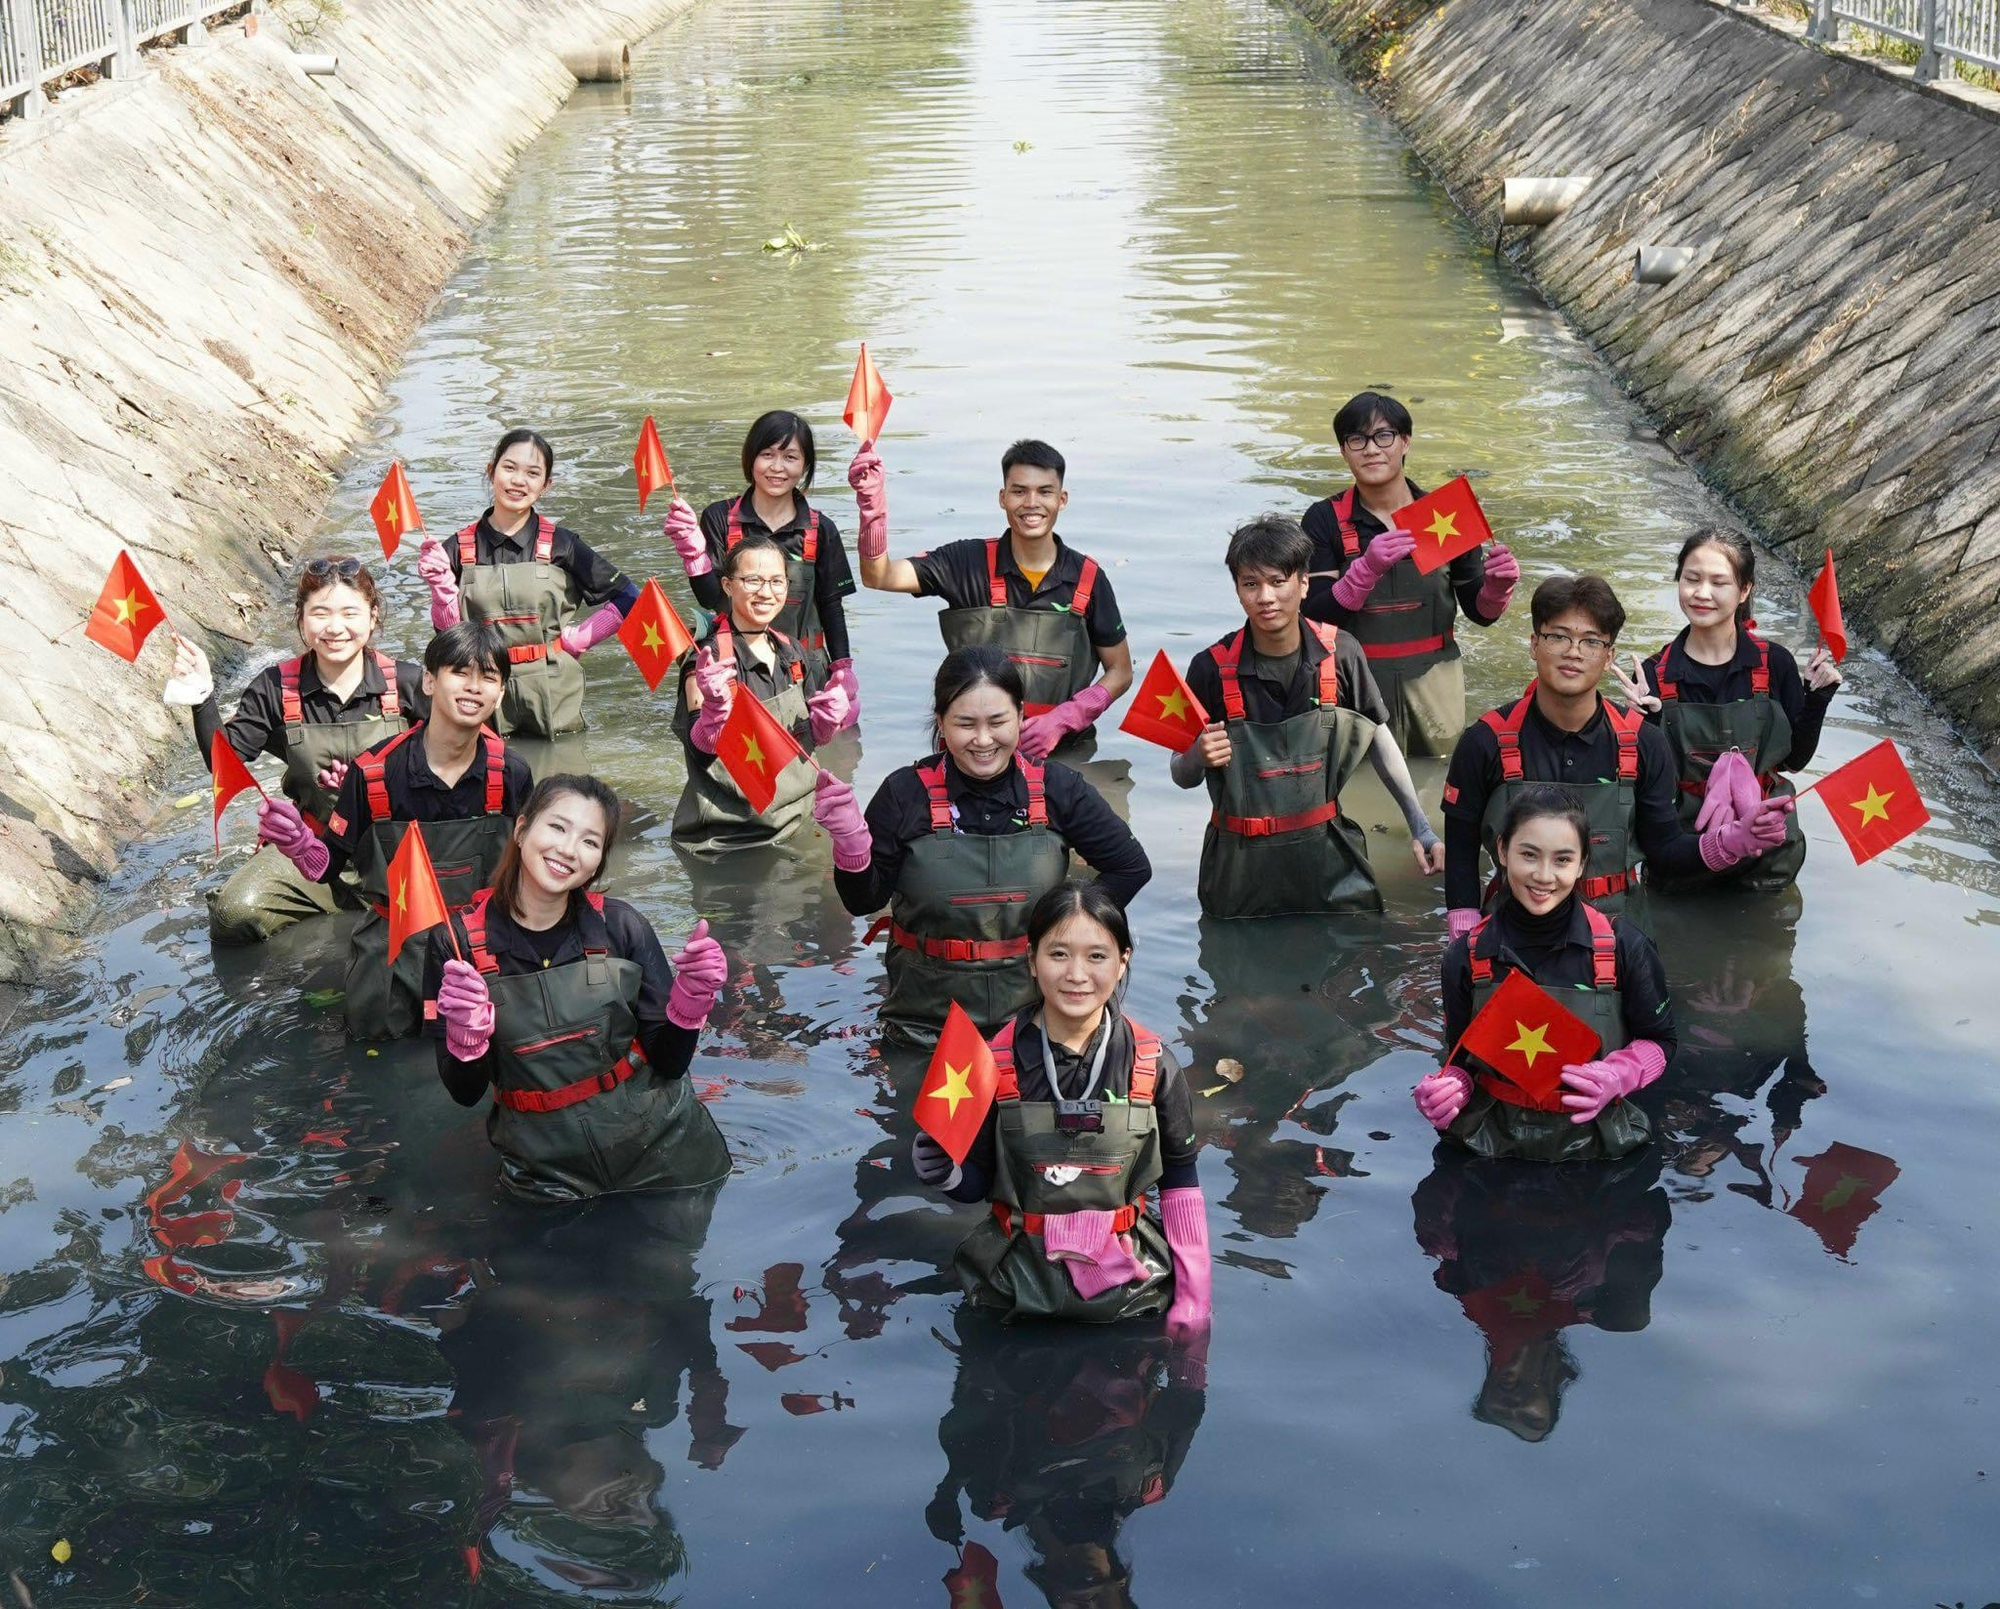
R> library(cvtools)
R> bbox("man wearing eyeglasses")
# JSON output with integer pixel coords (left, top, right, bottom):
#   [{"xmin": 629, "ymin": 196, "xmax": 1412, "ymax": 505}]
[
  {"xmin": 1439, "ymin": 575, "xmax": 1789, "ymax": 935},
  {"xmin": 1303, "ymin": 392, "xmax": 1520, "ymax": 759}
]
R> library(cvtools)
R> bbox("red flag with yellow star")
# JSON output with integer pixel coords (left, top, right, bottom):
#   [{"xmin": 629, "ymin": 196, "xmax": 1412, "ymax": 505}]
[
  {"xmin": 1808, "ymin": 547, "xmax": 1846, "ymax": 664},
  {"xmin": 1787, "ymin": 1141, "xmax": 1898, "ymax": 1260},
  {"xmin": 1811, "ymin": 739, "xmax": 1926, "ymax": 865},
  {"xmin": 1403, "ymin": 475, "xmax": 1493, "ymax": 576},
  {"xmin": 1457, "ymin": 1269, "xmax": 1583, "ymax": 1367},
  {"xmin": 943, "ymin": 1541, "xmax": 1003, "ymax": 1609},
  {"xmin": 84, "ymin": 549, "xmax": 165, "ymax": 662},
  {"xmin": 1119, "ymin": 649, "xmax": 1209, "ymax": 753},
  {"xmin": 369, "ymin": 461, "xmax": 422, "ymax": 560},
  {"xmin": 384, "ymin": 820, "xmax": 450, "ymax": 964},
  {"xmin": 843, "ymin": 342, "xmax": 892, "ymax": 445},
  {"xmin": 618, "ymin": 577, "xmax": 697, "ymax": 691},
  {"xmin": 916, "ymin": 1001, "xmax": 1000, "ymax": 1165},
  {"xmin": 715, "ymin": 677, "xmax": 808, "ymax": 814},
  {"xmin": 208, "ymin": 732, "xmax": 265, "ymax": 852},
  {"xmin": 633, "ymin": 415, "xmax": 674, "ymax": 513},
  {"xmin": 1455, "ymin": 968, "xmax": 1603, "ymax": 1112}
]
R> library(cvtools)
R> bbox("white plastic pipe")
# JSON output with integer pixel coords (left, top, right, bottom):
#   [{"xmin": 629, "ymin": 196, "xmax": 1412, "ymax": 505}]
[
  {"xmin": 1501, "ymin": 176, "xmax": 1592, "ymax": 226},
  {"xmin": 1635, "ymin": 245, "xmax": 1697, "ymax": 285},
  {"xmin": 294, "ymin": 53, "xmax": 338, "ymax": 77}
]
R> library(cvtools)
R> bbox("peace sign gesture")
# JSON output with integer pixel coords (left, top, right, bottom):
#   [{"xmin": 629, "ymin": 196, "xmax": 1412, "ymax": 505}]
[{"xmin": 1609, "ymin": 653, "xmax": 1661, "ymax": 715}]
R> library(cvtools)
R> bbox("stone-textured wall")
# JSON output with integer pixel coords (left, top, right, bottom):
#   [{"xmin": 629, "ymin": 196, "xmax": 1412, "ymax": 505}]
[
  {"xmin": 0, "ymin": 0, "xmax": 694, "ymax": 985},
  {"xmin": 1292, "ymin": 0, "xmax": 2000, "ymax": 766}
]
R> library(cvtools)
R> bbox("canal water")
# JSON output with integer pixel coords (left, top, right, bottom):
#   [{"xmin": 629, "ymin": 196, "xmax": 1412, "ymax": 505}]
[{"xmin": 4, "ymin": 0, "xmax": 1998, "ymax": 1602}]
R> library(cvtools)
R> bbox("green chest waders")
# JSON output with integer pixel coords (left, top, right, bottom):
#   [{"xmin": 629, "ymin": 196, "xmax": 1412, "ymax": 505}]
[
  {"xmin": 1197, "ymin": 621, "xmax": 1381, "ymax": 919},
  {"xmin": 1652, "ymin": 634, "xmax": 1806, "ymax": 894},
  {"xmin": 874, "ymin": 759, "xmax": 1071, "ymax": 1048},
  {"xmin": 725, "ymin": 497, "xmax": 831, "ymax": 691},
  {"xmin": 460, "ymin": 891, "xmax": 730, "ymax": 1203},
  {"xmin": 938, "ymin": 541, "xmax": 1101, "ymax": 754},
  {"xmin": 1445, "ymin": 903, "xmax": 1651, "ymax": 1162},
  {"xmin": 344, "ymin": 726, "xmax": 514, "ymax": 1040},
  {"xmin": 953, "ymin": 1017, "xmax": 1173, "ymax": 1322},
  {"xmin": 457, "ymin": 516, "xmax": 586, "ymax": 739},
  {"xmin": 670, "ymin": 620, "xmax": 818, "ymax": 856}
]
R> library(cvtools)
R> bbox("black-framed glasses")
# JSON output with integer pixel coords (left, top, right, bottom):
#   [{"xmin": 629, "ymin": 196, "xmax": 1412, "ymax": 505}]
[
  {"xmin": 1341, "ymin": 428, "xmax": 1404, "ymax": 452},
  {"xmin": 303, "ymin": 556, "xmax": 364, "ymax": 580},
  {"xmin": 1536, "ymin": 629, "xmax": 1616, "ymax": 654}
]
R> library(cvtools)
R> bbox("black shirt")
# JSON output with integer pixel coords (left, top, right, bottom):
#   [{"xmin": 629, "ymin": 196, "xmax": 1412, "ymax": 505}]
[
  {"xmin": 319, "ymin": 723, "xmax": 535, "ymax": 882},
  {"xmin": 1440, "ymin": 691, "xmax": 1703, "ymax": 909},
  {"xmin": 1301, "ymin": 479, "xmax": 1495, "ymax": 628},
  {"xmin": 1184, "ymin": 622, "xmax": 1391, "ymax": 728},
  {"xmin": 944, "ymin": 1006, "xmax": 1199, "ymax": 1203},
  {"xmin": 691, "ymin": 492, "xmax": 857, "ymax": 661},
  {"xmin": 1639, "ymin": 628, "xmax": 1833, "ymax": 774},
  {"xmin": 1442, "ymin": 894, "xmax": 1676, "ymax": 1063},
  {"xmin": 835, "ymin": 755, "xmax": 1152, "ymax": 915},
  {"xmin": 422, "ymin": 893, "xmax": 700, "ymax": 1104},
  {"xmin": 910, "ymin": 534, "xmax": 1127, "ymax": 649},
  {"xmin": 450, "ymin": 508, "xmax": 638, "ymax": 613},
  {"xmin": 194, "ymin": 652, "xmax": 426, "ymax": 769}
]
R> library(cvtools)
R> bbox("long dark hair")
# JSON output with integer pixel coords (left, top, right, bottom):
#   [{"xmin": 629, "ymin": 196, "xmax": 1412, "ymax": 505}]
[
  {"xmin": 1026, "ymin": 881, "xmax": 1132, "ymax": 957},
  {"xmin": 488, "ymin": 774, "xmax": 622, "ymax": 918},
  {"xmin": 741, "ymin": 410, "xmax": 816, "ymax": 488},
  {"xmin": 1674, "ymin": 527, "xmax": 1757, "ymax": 626},
  {"xmin": 1494, "ymin": 784, "xmax": 1592, "ymax": 870},
  {"xmin": 929, "ymin": 645, "xmax": 1025, "ymax": 749}
]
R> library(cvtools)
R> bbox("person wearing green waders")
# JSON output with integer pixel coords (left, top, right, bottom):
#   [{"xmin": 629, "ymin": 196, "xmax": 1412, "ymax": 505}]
[
  {"xmin": 416, "ymin": 428, "xmax": 639, "ymax": 739},
  {"xmin": 1173, "ymin": 515, "xmax": 1442, "ymax": 919},
  {"xmin": 856, "ymin": 439, "xmax": 1133, "ymax": 760},
  {"xmin": 254, "ymin": 623, "xmax": 533, "ymax": 1040},
  {"xmin": 1303, "ymin": 392, "xmax": 1520, "ymax": 759},
  {"xmin": 166, "ymin": 557, "xmax": 426, "ymax": 944},
  {"xmin": 813, "ymin": 645, "xmax": 1151, "ymax": 1048},
  {"xmin": 424, "ymin": 774, "xmax": 730, "ymax": 1203}
]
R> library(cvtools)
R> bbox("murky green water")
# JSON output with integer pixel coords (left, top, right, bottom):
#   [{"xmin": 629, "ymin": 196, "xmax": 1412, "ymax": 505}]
[{"xmin": 4, "ymin": 0, "xmax": 1998, "ymax": 1602}]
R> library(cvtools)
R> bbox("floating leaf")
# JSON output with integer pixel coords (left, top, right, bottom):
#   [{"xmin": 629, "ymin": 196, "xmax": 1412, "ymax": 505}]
[
  {"xmin": 50, "ymin": 1540, "xmax": 70, "ymax": 1565},
  {"xmin": 173, "ymin": 791, "xmax": 205, "ymax": 809},
  {"xmin": 1199, "ymin": 1083, "xmax": 1228, "ymax": 1098},
  {"xmin": 1013, "ymin": 139, "xmax": 1033, "ymax": 152},
  {"xmin": 302, "ymin": 989, "xmax": 344, "ymax": 1010},
  {"xmin": 761, "ymin": 223, "xmax": 823, "ymax": 254}
]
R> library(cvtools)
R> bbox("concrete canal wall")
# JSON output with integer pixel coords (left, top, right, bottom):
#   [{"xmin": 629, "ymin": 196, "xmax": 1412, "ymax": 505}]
[
  {"xmin": 0, "ymin": 0, "xmax": 695, "ymax": 987},
  {"xmin": 1292, "ymin": 0, "xmax": 2000, "ymax": 769}
]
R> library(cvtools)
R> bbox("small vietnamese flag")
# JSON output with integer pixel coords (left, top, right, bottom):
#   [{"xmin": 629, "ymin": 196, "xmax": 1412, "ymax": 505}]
[
  {"xmin": 384, "ymin": 820, "xmax": 451, "ymax": 964},
  {"xmin": 208, "ymin": 732, "xmax": 266, "ymax": 852},
  {"xmin": 916, "ymin": 1002, "xmax": 1001, "ymax": 1165},
  {"xmin": 1810, "ymin": 739, "xmax": 1927, "ymax": 865},
  {"xmin": 716, "ymin": 676, "xmax": 809, "ymax": 814},
  {"xmin": 1119, "ymin": 649, "xmax": 1209, "ymax": 753},
  {"xmin": 370, "ymin": 461, "xmax": 423, "ymax": 559},
  {"xmin": 1403, "ymin": 475, "xmax": 1494, "ymax": 576},
  {"xmin": 84, "ymin": 549, "xmax": 165, "ymax": 662},
  {"xmin": 1457, "ymin": 1269, "xmax": 1583, "ymax": 1367},
  {"xmin": 633, "ymin": 415, "xmax": 674, "ymax": 513},
  {"xmin": 1808, "ymin": 548, "xmax": 1846, "ymax": 664},
  {"xmin": 842, "ymin": 342, "xmax": 892, "ymax": 445},
  {"xmin": 618, "ymin": 577, "xmax": 696, "ymax": 691},
  {"xmin": 1787, "ymin": 1140, "xmax": 1899, "ymax": 1260},
  {"xmin": 1455, "ymin": 968, "xmax": 1603, "ymax": 1113},
  {"xmin": 943, "ymin": 1542, "xmax": 1003, "ymax": 1609}
]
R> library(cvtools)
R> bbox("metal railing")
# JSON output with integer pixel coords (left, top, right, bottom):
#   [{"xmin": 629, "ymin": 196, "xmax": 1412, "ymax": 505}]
[
  {"xmin": 3, "ymin": 0, "xmax": 249, "ymax": 121},
  {"xmin": 1803, "ymin": 0, "xmax": 2000, "ymax": 77}
]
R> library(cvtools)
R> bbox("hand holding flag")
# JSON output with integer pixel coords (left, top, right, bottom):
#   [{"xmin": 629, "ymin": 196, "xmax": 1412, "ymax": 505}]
[
  {"xmin": 1808, "ymin": 548, "xmax": 1846, "ymax": 664},
  {"xmin": 1454, "ymin": 969, "xmax": 1603, "ymax": 1112},
  {"xmin": 843, "ymin": 343, "xmax": 892, "ymax": 446},
  {"xmin": 716, "ymin": 679, "xmax": 810, "ymax": 813},
  {"xmin": 618, "ymin": 578, "xmax": 697, "ymax": 691},
  {"xmin": 208, "ymin": 733, "xmax": 266, "ymax": 852},
  {"xmin": 85, "ymin": 549, "xmax": 166, "ymax": 662},
  {"xmin": 385, "ymin": 821, "xmax": 454, "ymax": 964},
  {"xmin": 1119, "ymin": 650, "xmax": 1209, "ymax": 753},
  {"xmin": 1402, "ymin": 475, "xmax": 1493, "ymax": 576},
  {"xmin": 1802, "ymin": 739, "xmax": 1927, "ymax": 865},
  {"xmin": 369, "ymin": 462, "xmax": 423, "ymax": 560},
  {"xmin": 916, "ymin": 1002, "xmax": 1001, "ymax": 1165},
  {"xmin": 633, "ymin": 416, "xmax": 675, "ymax": 513}
]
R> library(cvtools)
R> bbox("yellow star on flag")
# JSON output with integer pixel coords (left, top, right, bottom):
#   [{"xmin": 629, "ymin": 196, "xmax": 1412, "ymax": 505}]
[
  {"xmin": 638, "ymin": 621, "xmax": 666, "ymax": 655},
  {"xmin": 113, "ymin": 589, "xmax": 149, "ymax": 626},
  {"xmin": 393, "ymin": 877, "xmax": 408, "ymax": 916},
  {"xmin": 1500, "ymin": 1285, "xmax": 1543, "ymax": 1316},
  {"xmin": 741, "ymin": 734, "xmax": 767, "ymax": 775},
  {"xmin": 1507, "ymin": 1020, "xmax": 1554, "ymax": 1068},
  {"xmin": 1819, "ymin": 1173, "xmax": 1867, "ymax": 1211},
  {"xmin": 1156, "ymin": 687, "xmax": 1189, "ymax": 722},
  {"xmin": 928, "ymin": 1061, "xmax": 974, "ymax": 1118},
  {"xmin": 213, "ymin": 778, "xmax": 226, "ymax": 802},
  {"xmin": 1850, "ymin": 784, "xmax": 1893, "ymax": 826},
  {"xmin": 1424, "ymin": 510, "xmax": 1458, "ymax": 544}
]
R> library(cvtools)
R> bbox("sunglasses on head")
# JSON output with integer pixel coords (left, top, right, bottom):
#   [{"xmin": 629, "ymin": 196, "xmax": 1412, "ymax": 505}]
[{"xmin": 302, "ymin": 556, "xmax": 364, "ymax": 580}]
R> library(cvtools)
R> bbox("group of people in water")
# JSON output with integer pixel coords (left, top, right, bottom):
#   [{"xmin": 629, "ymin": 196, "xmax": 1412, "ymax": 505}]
[{"xmin": 166, "ymin": 388, "xmax": 1842, "ymax": 1333}]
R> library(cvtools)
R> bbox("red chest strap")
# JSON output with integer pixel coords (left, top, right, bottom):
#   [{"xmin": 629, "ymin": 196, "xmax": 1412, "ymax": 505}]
[
  {"xmin": 1071, "ymin": 557, "xmax": 1098, "ymax": 616},
  {"xmin": 1467, "ymin": 906, "xmax": 1619, "ymax": 989},
  {"xmin": 458, "ymin": 515, "xmax": 554, "ymax": 567},
  {"xmin": 376, "ymin": 651, "xmax": 402, "ymax": 719},
  {"xmin": 991, "ymin": 1017, "xmax": 1160, "ymax": 1104},
  {"xmin": 290, "ymin": 650, "xmax": 403, "ymax": 726},
  {"xmin": 1653, "ymin": 633, "xmax": 1773, "ymax": 705},
  {"xmin": 1604, "ymin": 698, "xmax": 1643, "ymax": 782},
  {"xmin": 728, "ymin": 498, "xmax": 819, "ymax": 564},
  {"xmin": 715, "ymin": 617, "xmax": 805, "ymax": 686},
  {"xmin": 358, "ymin": 726, "xmax": 418, "ymax": 822},
  {"xmin": 1210, "ymin": 622, "xmax": 1340, "ymax": 722},
  {"xmin": 480, "ymin": 729, "xmax": 507, "ymax": 813},
  {"xmin": 985, "ymin": 539, "xmax": 1009, "ymax": 608},
  {"xmin": 461, "ymin": 888, "xmax": 500, "ymax": 975},
  {"xmin": 914, "ymin": 757, "xmax": 1047, "ymax": 834},
  {"xmin": 1306, "ymin": 619, "xmax": 1341, "ymax": 707},
  {"xmin": 1330, "ymin": 487, "xmax": 1362, "ymax": 562},
  {"xmin": 1479, "ymin": 683, "xmax": 1537, "ymax": 782}
]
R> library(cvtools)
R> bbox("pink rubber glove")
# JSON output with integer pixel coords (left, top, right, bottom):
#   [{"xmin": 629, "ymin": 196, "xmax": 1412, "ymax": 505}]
[
  {"xmin": 1330, "ymin": 527, "xmax": 1417, "ymax": 611},
  {"xmin": 1445, "ymin": 907, "xmax": 1482, "ymax": 945},
  {"xmin": 256, "ymin": 797, "xmax": 329, "ymax": 881},
  {"xmin": 1044, "ymin": 1211, "xmax": 1148, "ymax": 1299},
  {"xmin": 1700, "ymin": 794, "xmax": 1793, "ymax": 871},
  {"xmin": 1476, "ymin": 542, "xmax": 1519, "ymax": 617},
  {"xmin": 1414, "ymin": 1065, "xmax": 1473, "ymax": 1130},
  {"xmin": 1695, "ymin": 750, "xmax": 1764, "ymax": 836},
  {"xmin": 666, "ymin": 919, "xmax": 727, "ymax": 1030},
  {"xmin": 812, "ymin": 769, "xmax": 873, "ymax": 871},
  {"xmin": 664, "ymin": 498, "xmax": 711, "ymax": 577},
  {"xmin": 315, "ymin": 759, "xmax": 349, "ymax": 797},
  {"xmin": 417, "ymin": 536, "xmax": 461, "ymax": 631},
  {"xmin": 435, "ymin": 958, "xmax": 495, "ymax": 1062},
  {"xmin": 846, "ymin": 446, "xmax": 887, "ymax": 560},
  {"xmin": 688, "ymin": 648, "xmax": 735, "ymax": 754},
  {"xmin": 1558, "ymin": 1039, "xmax": 1668, "ymax": 1124},
  {"xmin": 1017, "ymin": 681, "xmax": 1115, "ymax": 762},
  {"xmin": 827, "ymin": 658, "xmax": 861, "ymax": 732},
  {"xmin": 1160, "ymin": 1186, "xmax": 1212, "ymax": 1336},
  {"xmin": 559, "ymin": 600, "xmax": 625, "ymax": 657},
  {"xmin": 805, "ymin": 679, "xmax": 853, "ymax": 746}
]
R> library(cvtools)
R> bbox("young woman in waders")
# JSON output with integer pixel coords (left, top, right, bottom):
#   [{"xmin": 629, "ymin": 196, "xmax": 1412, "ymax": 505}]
[
  {"xmin": 1173, "ymin": 515, "xmax": 1442, "ymax": 919},
  {"xmin": 671, "ymin": 536, "xmax": 847, "ymax": 856},
  {"xmin": 1623, "ymin": 529, "xmax": 1840, "ymax": 894},
  {"xmin": 255, "ymin": 624, "xmax": 533, "ymax": 1040},
  {"xmin": 812, "ymin": 645, "xmax": 1151, "ymax": 1047},
  {"xmin": 1415, "ymin": 786, "xmax": 1678, "ymax": 1164},
  {"xmin": 416, "ymin": 428, "xmax": 638, "ymax": 739},
  {"xmin": 424, "ymin": 774, "xmax": 731, "ymax": 1204},
  {"xmin": 166, "ymin": 558, "xmax": 425, "ymax": 944},
  {"xmin": 854, "ymin": 439, "xmax": 1133, "ymax": 761},
  {"xmin": 1302, "ymin": 392, "xmax": 1520, "ymax": 759},
  {"xmin": 911, "ymin": 883, "xmax": 1211, "ymax": 1330},
  {"xmin": 664, "ymin": 410, "xmax": 860, "ymax": 715}
]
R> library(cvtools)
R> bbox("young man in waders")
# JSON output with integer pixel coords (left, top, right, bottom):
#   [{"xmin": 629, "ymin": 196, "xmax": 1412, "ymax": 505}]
[
  {"xmin": 1303, "ymin": 392, "xmax": 1520, "ymax": 759},
  {"xmin": 1439, "ymin": 574, "xmax": 1793, "ymax": 938},
  {"xmin": 1173, "ymin": 515, "xmax": 1443, "ymax": 919},
  {"xmin": 255, "ymin": 622, "xmax": 534, "ymax": 1040},
  {"xmin": 853, "ymin": 438, "xmax": 1132, "ymax": 760}
]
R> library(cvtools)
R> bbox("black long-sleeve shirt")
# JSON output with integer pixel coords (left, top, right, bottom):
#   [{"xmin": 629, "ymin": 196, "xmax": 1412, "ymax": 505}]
[
  {"xmin": 691, "ymin": 492, "xmax": 856, "ymax": 661},
  {"xmin": 319, "ymin": 724, "xmax": 534, "ymax": 882},
  {"xmin": 1300, "ymin": 478, "xmax": 1498, "ymax": 628},
  {"xmin": 1184, "ymin": 621, "xmax": 1390, "ymax": 727},
  {"xmin": 1440, "ymin": 692, "xmax": 1704, "ymax": 909},
  {"xmin": 1638, "ymin": 628, "xmax": 1834, "ymax": 774},
  {"xmin": 422, "ymin": 893, "xmax": 700, "ymax": 1104},
  {"xmin": 835, "ymin": 755, "xmax": 1151, "ymax": 915},
  {"xmin": 449, "ymin": 507, "xmax": 639, "ymax": 614},
  {"xmin": 193, "ymin": 653, "xmax": 426, "ymax": 769}
]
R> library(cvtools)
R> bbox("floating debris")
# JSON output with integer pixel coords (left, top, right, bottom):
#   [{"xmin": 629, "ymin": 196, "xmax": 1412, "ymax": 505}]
[
  {"xmin": 1215, "ymin": 1057, "xmax": 1245, "ymax": 1083},
  {"xmin": 762, "ymin": 224, "xmax": 824, "ymax": 255},
  {"xmin": 48, "ymin": 1542, "xmax": 69, "ymax": 1566},
  {"xmin": 1013, "ymin": 139, "xmax": 1033, "ymax": 152}
]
